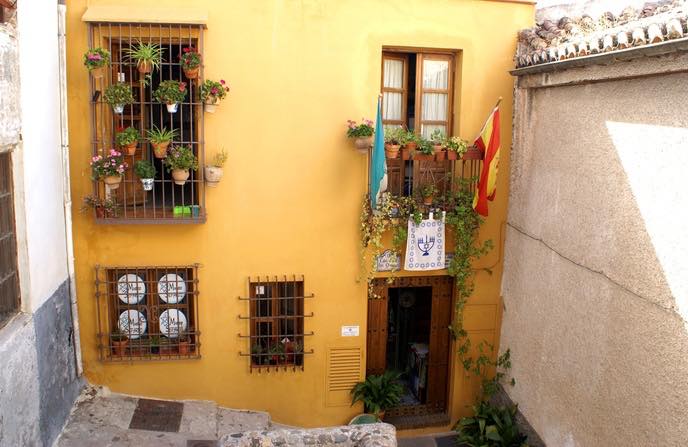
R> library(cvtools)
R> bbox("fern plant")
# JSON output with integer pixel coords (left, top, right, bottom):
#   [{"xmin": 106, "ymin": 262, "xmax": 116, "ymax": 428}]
[
  {"xmin": 350, "ymin": 371, "xmax": 403, "ymax": 415},
  {"xmin": 455, "ymin": 401, "xmax": 528, "ymax": 447}
]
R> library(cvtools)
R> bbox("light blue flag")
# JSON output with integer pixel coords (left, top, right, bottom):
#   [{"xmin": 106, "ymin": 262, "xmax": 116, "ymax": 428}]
[{"xmin": 369, "ymin": 97, "xmax": 387, "ymax": 209}]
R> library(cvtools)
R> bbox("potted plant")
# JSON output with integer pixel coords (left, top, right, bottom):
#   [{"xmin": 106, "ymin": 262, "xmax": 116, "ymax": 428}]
[
  {"xmin": 115, "ymin": 127, "xmax": 139, "ymax": 156},
  {"xmin": 445, "ymin": 135, "xmax": 468, "ymax": 160},
  {"xmin": 414, "ymin": 138, "xmax": 435, "ymax": 161},
  {"xmin": 124, "ymin": 41, "xmax": 163, "ymax": 74},
  {"xmin": 179, "ymin": 46, "xmax": 202, "ymax": 80},
  {"xmin": 146, "ymin": 125, "xmax": 178, "ymax": 159},
  {"xmin": 199, "ymin": 79, "xmax": 230, "ymax": 113},
  {"xmin": 251, "ymin": 344, "xmax": 264, "ymax": 365},
  {"xmin": 205, "ymin": 149, "xmax": 227, "ymax": 188},
  {"xmin": 430, "ymin": 129, "xmax": 446, "ymax": 161},
  {"xmin": 346, "ymin": 118, "xmax": 374, "ymax": 153},
  {"xmin": 384, "ymin": 127, "xmax": 401, "ymax": 159},
  {"xmin": 269, "ymin": 342, "xmax": 287, "ymax": 365},
  {"xmin": 164, "ymin": 145, "xmax": 198, "ymax": 186},
  {"xmin": 83, "ymin": 47, "xmax": 110, "ymax": 79},
  {"xmin": 456, "ymin": 401, "xmax": 527, "ymax": 447},
  {"xmin": 420, "ymin": 184, "xmax": 437, "ymax": 205},
  {"xmin": 134, "ymin": 160, "xmax": 157, "ymax": 191},
  {"xmin": 111, "ymin": 329, "xmax": 128, "ymax": 357},
  {"xmin": 81, "ymin": 195, "xmax": 120, "ymax": 218},
  {"xmin": 350, "ymin": 371, "xmax": 403, "ymax": 421},
  {"xmin": 400, "ymin": 130, "xmax": 417, "ymax": 160},
  {"xmin": 90, "ymin": 149, "xmax": 127, "ymax": 190},
  {"xmin": 153, "ymin": 80, "xmax": 187, "ymax": 113},
  {"xmin": 149, "ymin": 335, "xmax": 160, "ymax": 354},
  {"xmin": 103, "ymin": 83, "xmax": 134, "ymax": 114}
]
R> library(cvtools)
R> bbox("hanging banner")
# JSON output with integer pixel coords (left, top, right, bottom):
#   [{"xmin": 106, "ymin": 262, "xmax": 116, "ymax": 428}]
[{"xmin": 404, "ymin": 213, "xmax": 446, "ymax": 271}]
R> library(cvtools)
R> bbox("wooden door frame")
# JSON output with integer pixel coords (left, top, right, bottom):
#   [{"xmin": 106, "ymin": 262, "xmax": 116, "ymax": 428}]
[{"xmin": 366, "ymin": 275, "xmax": 455, "ymax": 414}]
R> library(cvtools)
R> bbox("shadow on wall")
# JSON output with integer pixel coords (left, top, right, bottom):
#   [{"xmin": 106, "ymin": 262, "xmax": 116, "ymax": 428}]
[{"xmin": 501, "ymin": 72, "xmax": 688, "ymax": 446}]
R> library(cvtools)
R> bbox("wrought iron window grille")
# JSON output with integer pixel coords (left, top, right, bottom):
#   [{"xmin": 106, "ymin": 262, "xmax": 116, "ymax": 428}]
[
  {"xmin": 0, "ymin": 153, "xmax": 20, "ymax": 329},
  {"xmin": 238, "ymin": 275, "xmax": 314, "ymax": 373},
  {"xmin": 94, "ymin": 264, "xmax": 201, "ymax": 362},
  {"xmin": 87, "ymin": 23, "xmax": 206, "ymax": 224}
]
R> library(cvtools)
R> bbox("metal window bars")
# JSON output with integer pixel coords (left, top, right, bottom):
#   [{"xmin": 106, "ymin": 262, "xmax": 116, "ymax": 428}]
[
  {"xmin": 95, "ymin": 264, "xmax": 201, "ymax": 362},
  {"xmin": 88, "ymin": 23, "xmax": 206, "ymax": 224},
  {"xmin": 238, "ymin": 275, "xmax": 315, "ymax": 372},
  {"xmin": 0, "ymin": 153, "xmax": 20, "ymax": 328}
]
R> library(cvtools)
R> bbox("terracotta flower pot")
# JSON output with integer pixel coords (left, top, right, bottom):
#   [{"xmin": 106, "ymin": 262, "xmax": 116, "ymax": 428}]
[
  {"xmin": 377, "ymin": 410, "xmax": 386, "ymax": 421},
  {"xmin": 166, "ymin": 103, "xmax": 179, "ymax": 113},
  {"xmin": 435, "ymin": 150, "xmax": 447, "ymax": 161},
  {"xmin": 90, "ymin": 66, "xmax": 105, "ymax": 79},
  {"xmin": 385, "ymin": 144, "xmax": 400, "ymax": 159},
  {"xmin": 353, "ymin": 136, "xmax": 373, "ymax": 154},
  {"xmin": 112, "ymin": 340, "xmax": 128, "ymax": 357},
  {"xmin": 184, "ymin": 67, "xmax": 200, "ymax": 79},
  {"xmin": 401, "ymin": 147, "xmax": 411, "ymax": 160},
  {"xmin": 414, "ymin": 153, "xmax": 434, "ymax": 161},
  {"xmin": 178, "ymin": 340, "xmax": 191, "ymax": 356},
  {"xmin": 152, "ymin": 141, "xmax": 170, "ymax": 159},
  {"xmin": 172, "ymin": 169, "xmax": 190, "ymax": 186},
  {"xmin": 137, "ymin": 60, "xmax": 152, "ymax": 74},
  {"xmin": 103, "ymin": 175, "xmax": 122, "ymax": 189},
  {"xmin": 204, "ymin": 166, "xmax": 223, "ymax": 187},
  {"xmin": 447, "ymin": 150, "xmax": 458, "ymax": 160},
  {"xmin": 423, "ymin": 195, "xmax": 434, "ymax": 206},
  {"xmin": 432, "ymin": 144, "xmax": 443, "ymax": 154},
  {"xmin": 122, "ymin": 142, "xmax": 137, "ymax": 156}
]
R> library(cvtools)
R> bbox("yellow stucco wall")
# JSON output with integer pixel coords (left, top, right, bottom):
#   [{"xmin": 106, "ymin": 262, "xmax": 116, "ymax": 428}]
[{"xmin": 66, "ymin": 0, "xmax": 533, "ymax": 430}]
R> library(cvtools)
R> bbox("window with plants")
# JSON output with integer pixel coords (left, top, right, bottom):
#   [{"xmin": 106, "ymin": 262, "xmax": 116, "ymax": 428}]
[
  {"xmin": 238, "ymin": 276, "xmax": 314, "ymax": 372},
  {"xmin": 86, "ymin": 23, "xmax": 229, "ymax": 223},
  {"xmin": 94, "ymin": 265, "xmax": 201, "ymax": 362}
]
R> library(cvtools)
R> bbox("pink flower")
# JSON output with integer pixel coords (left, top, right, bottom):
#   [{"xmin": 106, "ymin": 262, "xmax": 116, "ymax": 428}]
[
  {"xmin": 220, "ymin": 80, "xmax": 226, "ymax": 85},
  {"xmin": 211, "ymin": 88, "xmax": 218, "ymax": 94}
]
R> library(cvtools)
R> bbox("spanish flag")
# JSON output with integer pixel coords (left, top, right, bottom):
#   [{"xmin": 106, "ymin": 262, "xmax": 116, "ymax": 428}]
[{"xmin": 472, "ymin": 102, "xmax": 501, "ymax": 217}]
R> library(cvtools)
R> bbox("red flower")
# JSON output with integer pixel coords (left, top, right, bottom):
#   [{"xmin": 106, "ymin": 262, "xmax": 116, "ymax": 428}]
[
  {"xmin": 220, "ymin": 79, "xmax": 225, "ymax": 85},
  {"xmin": 183, "ymin": 47, "xmax": 190, "ymax": 53}
]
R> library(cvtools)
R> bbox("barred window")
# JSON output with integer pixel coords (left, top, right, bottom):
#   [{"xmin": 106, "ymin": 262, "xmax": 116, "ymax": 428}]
[
  {"xmin": 95, "ymin": 265, "xmax": 200, "ymax": 361},
  {"xmin": 0, "ymin": 153, "xmax": 20, "ymax": 328},
  {"xmin": 87, "ymin": 23, "xmax": 206, "ymax": 223},
  {"xmin": 239, "ymin": 276, "xmax": 314, "ymax": 371}
]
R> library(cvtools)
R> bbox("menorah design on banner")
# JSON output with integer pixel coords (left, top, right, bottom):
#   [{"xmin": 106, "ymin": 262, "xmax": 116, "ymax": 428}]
[
  {"xmin": 417, "ymin": 235, "xmax": 435, "ymax": 256},
  {"xmin": 404, "ymin": 212, "xmax": 446, "ymax": 271}
]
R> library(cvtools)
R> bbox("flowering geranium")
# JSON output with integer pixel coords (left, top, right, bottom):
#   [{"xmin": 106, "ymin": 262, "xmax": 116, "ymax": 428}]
[
  {"xmin": 163, "ymin": 145, "xmax": 198, "ymax": 172},
  {"xmin": 83, "ymin": 48, "xmax": 110, "ymax": 69},
  {"xmin": 179, "ymin": 47, "xmax": 202, "ymax": 70},
  {"xmin": 153, "ymin": 80, "xmax": 187, "ymax": 105},
  {"xmin": 199, "ymin": 79, "xmax": 230, "ymax": 104},
  {"xmin": 346, "ymin": 118, "xmax": 374, "ymax": 138},
  {"xmin": 90, "ymin": 149, "xmax": 127, "ymax": 179}
]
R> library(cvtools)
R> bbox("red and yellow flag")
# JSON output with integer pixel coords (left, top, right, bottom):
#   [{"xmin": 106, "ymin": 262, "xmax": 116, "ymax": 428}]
[{"xmin": 472, "ymin": 104, "xmax": 501, "ymax": 217}]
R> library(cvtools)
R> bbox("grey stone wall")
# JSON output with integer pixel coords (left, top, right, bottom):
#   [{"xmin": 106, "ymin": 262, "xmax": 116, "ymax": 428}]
[
  {"xmin": 501, "ymin": 52, "xmax": 688, "ymax": 446},
  {"xmin": 221, "ymin": 424, "xmax": 396, "ymax": 447}
]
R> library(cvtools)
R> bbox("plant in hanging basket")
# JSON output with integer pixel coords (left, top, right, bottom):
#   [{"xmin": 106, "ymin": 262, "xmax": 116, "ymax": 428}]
[
  {"xmin": 179, "ymin": 46, "xmax": 202, "ymax": 79},
  {"xmin": 163, "ymin": 145, "xmax": 198, "ymax": 186},
  {"xmin": 90, "ymin": 149, "xmax": 127, "ymax": 190},
  {"xmin": 413, "ymin": 138, "xmax": 435, "ymax": 161},
  {"xmin": 384, "ymin": 127, "xmax": 402, "ymax": 159},
  {"xmin": 205, "ymin": 149, "xmax": 227, "ymax": 188},
  {"xmin": 134, "ymin": 160, "xmax": 157, "ymax": 191},
  {"xmin": 81, "ymin": 195, "xmax": 121, "ymax": 218},
  {"xmin": 199, "ymin": 79, "xmax": 229, "ymax": 113},
  {"xmin": 115, "ymin": 126, "xmax": 139, "ymax": 155},
  {"xmin": 83, "ymin": 47, "xmax": 110, "ymax": 78},
  {"xmin": 124, "ymin": 41, "xmax": 163, "ymax": 74},
  {"xmin": 445, "ymin": 135, "xmax": 468, "ymax": 160},
  {"xmin": 347, "ymin": 118, "xmax": 375, "ymax": 153},
  {"xmin": 146, "ymin": 125, "xmax": 178, "ymax": 159},
  {"xmin": 420, "ymin": 183, "xmax": 437, "ymax": 206},
  {"xmin": 153, "ymin": 80, "xmax": 187, "ymax": 113},
  {"xmin": 103, "ymin": 83, "xmax": 134, "ymax": 114}
]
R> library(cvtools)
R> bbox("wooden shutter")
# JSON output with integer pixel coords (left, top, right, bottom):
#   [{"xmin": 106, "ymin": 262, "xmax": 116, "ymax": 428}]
[
  {"xmin": 426, "ymin": 276, "xmax": 453, "ymax": 411},
  {"xmin": 366, "ymin": 280, "xmax": 389, "ymax": 376}
]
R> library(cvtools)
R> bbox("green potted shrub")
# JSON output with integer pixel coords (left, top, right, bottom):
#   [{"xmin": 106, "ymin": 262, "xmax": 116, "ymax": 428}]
[
  {"xmin": 384, "ymin": 127, "xmax": 401, "ymax": 159},
  {"xmin": 430, "ymin": 129, "xmax": 446, "ymax": 161},
  {"xmin": 146, "ymin": 125, "xmax": 178, "ymax": 159},
  {"xmin": 124, "ymin": 41, "xmax": 163, "ymax": 74},
  {"xmin": 205, "ymin": 149, "xmax": 227, "ymax": 188},
  {"xmin": 350, "ymin": 371, "xmax": 403, "ymax": 420},
  {"xmin": 90, "ymin": 149, "xmax": 127, "ymax": 190},
  {"xmin": 445, "ymin": 135, "xmax": 468, "ymax": 160},
  {"xmin": 115, "ymin": 126, "xmax": 139, "ymax": 156},
  {"xmin": 83, "ymin": 47, "xmax": 110, "ymax": 79},
  {"xmin": 110, "ymin": 329, "xmax": 128, "ymax": 357},
  {"xmin": 199, "ymin": 79, "xmax": 230, "ymax": 113},
  {"xmin": 346, "ymin": 118, "xmax": 374, "ymax": 153},
  {"xmin": 414, "ymin": 137, "xmax": 435, "ymax": 161},
  {"xmin": 455, "ymin": 401, "xmax": 528, "ymax": 447},
  {"xmin": 180, "ymin": 46, "xmax": 202, "ymax": 80},
  {"xmin": 269, "ymin": 342, "xmax": 287, "ymax": 365},
  {"xmin": 134, "ymin": 160, "xmax": 156, "ymax": 191},
  {"xmin": 420, "ymin": 183, "xmax": 437, "ymax": 205},
  {"xmin": 163, "ymin": 145, "xmax": 198, "ymax": 186},
  {"xmin": 153, "ymin": 80, "xmax": 187, "ymax": 113},
  {"xmin": 103, "ymin": 83, "xmax": 134, "ymax": 114},
  {"xmin": 400, "ymin": 129, "xmax": 417, "ymax": 160},
  {"xmin": 81, "ymin": 195, "xmax": 120, "ymax": 218}
]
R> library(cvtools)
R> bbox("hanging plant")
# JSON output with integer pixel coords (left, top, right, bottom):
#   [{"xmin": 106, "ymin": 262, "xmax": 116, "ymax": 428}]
[
  {"xmin": 153, "ymin": 80, "xmax": 187, "ymax": 113},
  {"xmin": 103, "ymin": 83, "xmax": 134, "ymax": 114},
  {"xmin": 83, "ymin": 47, "xmax": 110, "ymax": 79},
  {"xmin": 179, "ymin": 47, "xmax": 202, "ymax": 80},
  {"xmin": 199, "ymin": 79, "xmax": 230, "ymax": 113}
]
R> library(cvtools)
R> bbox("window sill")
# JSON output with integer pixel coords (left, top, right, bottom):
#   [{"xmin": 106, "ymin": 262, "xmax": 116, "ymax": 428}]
[{"xmin": 95, "ymin": 215, "xmax": 207, "ymax": 225}]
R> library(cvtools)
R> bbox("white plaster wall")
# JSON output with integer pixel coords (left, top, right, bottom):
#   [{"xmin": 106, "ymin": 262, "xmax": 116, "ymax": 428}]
[
  {"xmin": 502, "ymin": 66, "xmax": 688, "ymax": 446},
  {"xmin": 16, "ymin": 0, "xmax": 68, "ymax": 312}
]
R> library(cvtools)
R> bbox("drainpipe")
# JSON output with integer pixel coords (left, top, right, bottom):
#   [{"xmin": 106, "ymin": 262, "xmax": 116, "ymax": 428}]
[{"xmin": 57, "ymin": 0, "xmax": 82, "ymax": 376}]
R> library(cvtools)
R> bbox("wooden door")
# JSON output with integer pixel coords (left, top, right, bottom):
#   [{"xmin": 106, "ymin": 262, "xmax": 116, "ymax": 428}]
[
  {"xmin": 366, "ymin": 280, "xmax": 388, "ymax": 376},
  {"xmin": 426, "ymin": 276, "xmax": 453, "ymax": 411}
]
